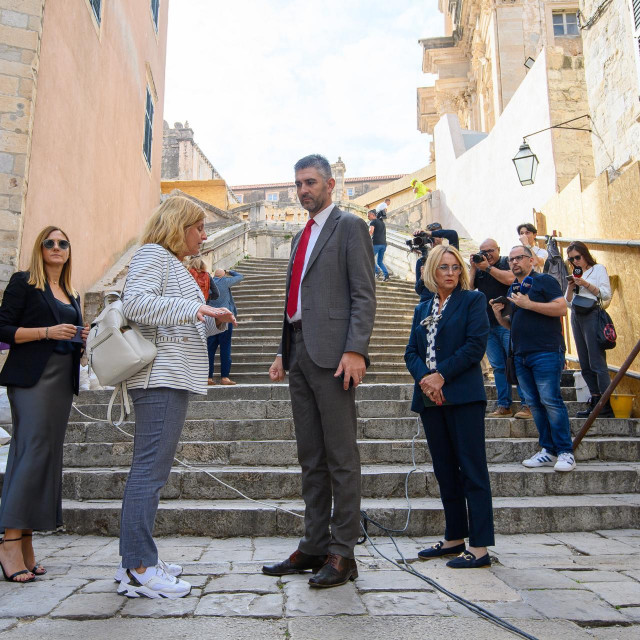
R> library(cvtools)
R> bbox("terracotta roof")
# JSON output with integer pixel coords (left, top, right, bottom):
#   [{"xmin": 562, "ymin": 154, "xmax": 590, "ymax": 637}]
[{"xmin": 231, "ymin": 174, "xmax": 406, "ymax": 190}]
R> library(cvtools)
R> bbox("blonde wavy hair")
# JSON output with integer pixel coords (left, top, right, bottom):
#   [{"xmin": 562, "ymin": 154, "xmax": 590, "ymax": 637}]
[
  {"xmin": 422, "ymin": 244, "xmax": 470, "ymax": 293},
  {"xmin": 141, "ymin": 196, "xmax": 205, "ymax": 256},
  {"xmin": 27, "ymin": 226, "xmax": 77, "ymax": 296}
]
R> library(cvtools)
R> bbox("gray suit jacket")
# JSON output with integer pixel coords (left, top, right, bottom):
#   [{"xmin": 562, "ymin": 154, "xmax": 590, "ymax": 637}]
[{"xmin": 279, "ymin": 206, "xmax": 376, "ymax": 370}]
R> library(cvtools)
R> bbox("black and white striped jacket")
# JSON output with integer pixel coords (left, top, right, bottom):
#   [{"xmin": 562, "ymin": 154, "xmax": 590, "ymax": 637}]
[{"xmin": 122, "ymin": 243, "xmax": 223, "ymax": 395}]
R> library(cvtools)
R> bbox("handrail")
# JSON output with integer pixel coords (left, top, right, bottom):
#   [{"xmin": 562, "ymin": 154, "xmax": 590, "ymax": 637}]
[
  {"xmin": 573, "ymin": 339, "xmax": 640, "ymax": 450},
  {"xmin": 565, "ymin": 355, "xmax": 640, "ymax": 381},
  {"xmin": 536, "ymin": 235, "xmax": 640, "ymax": 248}
]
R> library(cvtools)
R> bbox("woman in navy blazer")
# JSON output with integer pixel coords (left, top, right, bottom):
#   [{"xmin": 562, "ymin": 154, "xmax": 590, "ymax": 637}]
[
  {"xmin": 0, "ymin": 226, "xmax": 87, "ymax": 583},
  {"xmin": 405, "ymin": 245, "xmax": 494, "ymax": 569}
]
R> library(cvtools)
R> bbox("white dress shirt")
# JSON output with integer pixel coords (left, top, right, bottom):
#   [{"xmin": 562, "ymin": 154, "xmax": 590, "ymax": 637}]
[
  {"xmin": 287, "ymin": 203, "xmax": 335, "ymax": 323},
  {"xmin": 566, "ymin": 263, "xmax": 612, "ymax": 303}
]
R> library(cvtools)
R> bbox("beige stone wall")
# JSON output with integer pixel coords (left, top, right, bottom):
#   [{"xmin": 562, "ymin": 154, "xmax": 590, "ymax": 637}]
[
  {"xmin": 579, "ymin": 0, "xmax": 640, "ymax": 175},
  {"xmin": 546, "ymin": 47, "xmax": 595, "ymax": 191},
  {"xmin": 0, "ymin": 0, "xmax": 44, "ymax": 290},
  {"xmin": 541, "ymin": 162, "xmax": 640, "ymax": 415}
]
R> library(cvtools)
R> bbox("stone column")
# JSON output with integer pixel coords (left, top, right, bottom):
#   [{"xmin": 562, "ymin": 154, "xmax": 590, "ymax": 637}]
[
  {"xmin": 330, "ymin": 156, "xmax": 346, "ymax": 203},
  {"xmin": 0, "ymin": 0, "xmax": 45, "ymax": 295}
]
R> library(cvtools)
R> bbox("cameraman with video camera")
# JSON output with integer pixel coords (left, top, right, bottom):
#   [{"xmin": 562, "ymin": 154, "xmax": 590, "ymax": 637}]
[
  {"xmin": 410, "ymin": 223, "xmax": 459, "ymax": 301},
  {"xmin": 470, "ymin": 239, "xmax": 530, "ymax": 419}
]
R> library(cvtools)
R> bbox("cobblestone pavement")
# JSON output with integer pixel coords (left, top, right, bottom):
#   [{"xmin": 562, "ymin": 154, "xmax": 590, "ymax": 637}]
[{"xmin": 0, "ymin": 530, "xmax": 639, "ymax": 639}]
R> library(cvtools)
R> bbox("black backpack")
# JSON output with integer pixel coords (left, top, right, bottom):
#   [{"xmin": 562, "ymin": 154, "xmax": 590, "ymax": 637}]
[{"xmin": 543, "ymin": 236, "xmax": 569, "ymax": 293}]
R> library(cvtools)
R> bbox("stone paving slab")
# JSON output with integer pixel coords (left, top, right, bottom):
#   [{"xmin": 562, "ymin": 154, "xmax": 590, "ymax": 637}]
[{"xmin": 0, "ymin": 531, "xmax": 638, "ymax": 638}]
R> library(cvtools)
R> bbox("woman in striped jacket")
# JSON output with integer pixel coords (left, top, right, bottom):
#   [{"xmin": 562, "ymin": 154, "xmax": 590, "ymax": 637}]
[{"xmin": 115, "ymin": 196, "xmax": 236, "ymax": 600}]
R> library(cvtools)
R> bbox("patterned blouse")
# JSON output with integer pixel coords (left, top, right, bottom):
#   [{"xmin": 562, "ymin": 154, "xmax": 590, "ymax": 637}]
[{"xmin": 420, "ymin": 294, "xmax": 451, "ymax": 371}]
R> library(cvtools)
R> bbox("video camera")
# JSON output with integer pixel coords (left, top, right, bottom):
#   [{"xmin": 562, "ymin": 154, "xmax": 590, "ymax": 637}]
[{"xmin": 405, "ymin": 232, "xmax": 434, "ymax": 254}]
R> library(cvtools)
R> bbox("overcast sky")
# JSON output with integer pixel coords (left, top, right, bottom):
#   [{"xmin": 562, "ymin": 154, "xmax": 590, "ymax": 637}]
[{"xmin": 164, "ymin": 1, "xmax": 442, "ymax": 185}]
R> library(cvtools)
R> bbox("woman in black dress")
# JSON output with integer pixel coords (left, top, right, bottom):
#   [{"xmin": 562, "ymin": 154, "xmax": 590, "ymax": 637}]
[{"xmin": 0, "ymin": 226, "xmax": 87, "ymax": 582}]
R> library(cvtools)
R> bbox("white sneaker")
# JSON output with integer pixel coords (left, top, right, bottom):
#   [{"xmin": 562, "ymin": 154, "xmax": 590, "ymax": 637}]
[
  {"xmin": 114, "ymin": 558, "xmax": 182, "ymax": 583},
  {"xmin": 117, "ymin": 564, "xmax": 191, "ymax": 599},
  {"xmin": 554, "ymin": 452, "xmax": 576, "ymax": 472},
  {"xmin": 522, "ymin": 449, "xmax": 557, "ymax": 468}
]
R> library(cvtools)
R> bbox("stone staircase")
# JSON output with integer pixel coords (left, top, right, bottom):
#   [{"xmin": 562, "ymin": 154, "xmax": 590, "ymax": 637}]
[{"xmin": 5, "ymin": 257, "xmax": 640, "ymax": 536}]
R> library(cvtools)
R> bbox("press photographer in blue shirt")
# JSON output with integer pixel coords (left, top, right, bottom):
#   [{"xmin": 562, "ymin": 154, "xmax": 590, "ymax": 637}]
[{"xmin": 490, "ymin": 246, "xmax": 575, "ymax": 473}]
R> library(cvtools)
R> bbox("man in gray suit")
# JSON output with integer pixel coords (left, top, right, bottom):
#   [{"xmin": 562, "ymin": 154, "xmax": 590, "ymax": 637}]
[{"xmin": 263, "ymin": 154, "xmax": 376, "ymax": 588}]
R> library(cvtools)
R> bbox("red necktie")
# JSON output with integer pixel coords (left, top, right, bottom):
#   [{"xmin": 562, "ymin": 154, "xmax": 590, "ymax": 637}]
[{"xmin": 287, "ymin": 218, "xmax": 315, "ymax": 319}]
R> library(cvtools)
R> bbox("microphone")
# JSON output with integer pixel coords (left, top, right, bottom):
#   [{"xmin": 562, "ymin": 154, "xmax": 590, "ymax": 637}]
[
  {"xmin": 520, "ymin": 276, "xmax": 533, "ymax": 295},
  {"xmin": 573, "ymin": 266, "xmax": 583, "ymax": 294}
]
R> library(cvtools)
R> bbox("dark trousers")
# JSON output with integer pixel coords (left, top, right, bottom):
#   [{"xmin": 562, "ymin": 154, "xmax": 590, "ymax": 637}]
[
  {"xmin": 571, "ymin": 309, "xmax": 610, "ymax": 395},
  {"xmin": 419, "ymin": 401, "xmax": 494, "ymax": 547},
  {"xmin": 207, "ymin": 325, "xmax": 233, "ymax": 378},
  {"xmin": 288, "ymin": 329, "xmax": 361, "ymax": 559}
]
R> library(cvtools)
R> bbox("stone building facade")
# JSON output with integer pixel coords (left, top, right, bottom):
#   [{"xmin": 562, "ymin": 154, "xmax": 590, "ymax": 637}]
[
  {"xmin": 231, "ymin": 159, "xmax": 404, "ymax": 205},
  {"xmin": 578, "ymin": 0, "xmax": 640, "ymax": 176},
  {"xmin": 0, "ymin": 0, "xmax": 170, "ymax": 298},
  {"xmin": 162, "ymin": 121, "xmax": 240, "ymax": 206},
  {"xmin": 417, "ymin": 0, "xmax": 585, "ymax": 140}
]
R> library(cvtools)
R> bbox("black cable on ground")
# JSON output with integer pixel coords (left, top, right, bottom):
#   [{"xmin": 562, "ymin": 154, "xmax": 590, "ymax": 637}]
[{"xmin": 358, "ymin": 418, "xmax": 540, "ymax": 640}]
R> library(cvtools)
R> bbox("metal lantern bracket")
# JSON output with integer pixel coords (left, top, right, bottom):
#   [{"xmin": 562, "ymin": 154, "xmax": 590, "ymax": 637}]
[{"xmin": 522, "ymin": 114, "xmax": 592, "ymax": 143}]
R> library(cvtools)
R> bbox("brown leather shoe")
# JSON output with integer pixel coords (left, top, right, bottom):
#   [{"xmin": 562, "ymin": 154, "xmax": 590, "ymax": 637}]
[
  {"xmin": 488, "ymin": 406, "xmax": 513, "ymax": 417},
  {"xmin": 308, "ymin": 553, "xmax": 358, "ymax": 588},
  {"xmin": 262, "ymin": 550, "xmax": 327, "ymax": 576},
  {"xmin": 220, "ymin": 377, "xmax": 237, "ymax": 386},
  {"xmin": 514, "ymin": 406, "xmax": 533, "ymax": 419}
]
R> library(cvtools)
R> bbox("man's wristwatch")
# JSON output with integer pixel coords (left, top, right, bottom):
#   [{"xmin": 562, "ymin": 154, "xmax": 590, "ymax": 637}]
[{"xmin": 486, "ymin": 265, "xmax": 492, "ymax": 274}]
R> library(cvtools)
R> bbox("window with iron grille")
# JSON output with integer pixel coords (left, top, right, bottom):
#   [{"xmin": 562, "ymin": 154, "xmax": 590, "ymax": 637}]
[
  {"xmin": 151, "ymin": 0, "xmax": 160, "ymax": 31},
  {"xmin": 89, "ymin": 0, "xmax": 101, "ymax": 24},
  {"xmin": 143, "ymin": 87, "xmax": 154, "ymax": 168},
  {"xmin": 552, "ymin": 11, "xmax": 579, "ymax": 36}
]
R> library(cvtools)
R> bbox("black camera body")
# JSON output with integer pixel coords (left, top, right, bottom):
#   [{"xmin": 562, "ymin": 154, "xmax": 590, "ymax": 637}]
[
  {"xmin": 405, "ymin": 232, "xmax": 433, "ymax": 251},
  {"xmin": 471, "ymin": 251, "xmax": 489, "ymax": 264}
]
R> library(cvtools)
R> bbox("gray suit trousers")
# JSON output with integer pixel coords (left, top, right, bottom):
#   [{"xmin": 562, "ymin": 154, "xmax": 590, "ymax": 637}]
[{"xmin": 289, "ymin": 329, "xmax": 361, "ymax": 559}]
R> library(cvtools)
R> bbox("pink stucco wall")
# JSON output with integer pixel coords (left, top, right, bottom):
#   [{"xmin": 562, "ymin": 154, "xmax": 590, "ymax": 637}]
[{"xmin": 19, "ymin": 0, "xmax": 169, "ymax": 299}]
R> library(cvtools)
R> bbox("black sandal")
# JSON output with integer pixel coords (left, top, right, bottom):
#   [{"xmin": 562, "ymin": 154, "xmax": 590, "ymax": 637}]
[
  {"xmin": 0, "ymin": 537, "xmax": 35, "ymax": 583},
  {"xmin": 22, "ymin": 532, "xmax": 46, "ymax": 575}
]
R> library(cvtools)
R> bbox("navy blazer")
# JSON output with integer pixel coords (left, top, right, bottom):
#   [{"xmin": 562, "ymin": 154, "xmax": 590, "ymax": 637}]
[
  {"xmin": 404, "ymin": 287, "xmax": 489, "ymax": 413},
  {"xmin": 0, "ymin": 271, "xmax": 83, "ymax": 394}
]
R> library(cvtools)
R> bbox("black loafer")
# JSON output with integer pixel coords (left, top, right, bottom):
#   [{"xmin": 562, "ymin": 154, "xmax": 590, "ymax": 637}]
[
  {"xmin": 262, "ymin": 550, "xmax": 326, "ymax": 576},
  {"xmin": 308, "ymin": 553, "xmax": 358, "ymax": 588},
  {"xmin": 417, "ymin": 541, "xmax": 466, "ymax": 560},
  {"xmin": 446, "ymin": 551, "xmax": 491, "ymax": 569}
]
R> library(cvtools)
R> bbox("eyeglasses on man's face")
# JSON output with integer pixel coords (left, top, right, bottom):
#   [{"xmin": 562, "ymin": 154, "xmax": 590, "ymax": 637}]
[
  {"xmin": 508, "ymin": 254, "xmax": 528, "ymax": 263},
  {"xmin": 436, "ymin": 264, "xmax": 462, "ymax": 273},
  {"xmin": 567, "ymin": 255, "xmax": 582, "ymax": 263},
  {"xmin": 42, "ymin": 239, "xmax": 70, "ymax": 250}
]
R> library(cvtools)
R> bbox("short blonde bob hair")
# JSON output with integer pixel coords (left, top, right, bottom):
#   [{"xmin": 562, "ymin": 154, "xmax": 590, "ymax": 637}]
[
  {"xmin": 27, "ymin": 226, "xmax": 77, "ymax": 296},
  {"xmin": 422, "ymin": 244, "xmax": 470, "ymax": 293},
  {"xmin": 140, "ymin": 196, "xmax": 205, "ymax": 256}
]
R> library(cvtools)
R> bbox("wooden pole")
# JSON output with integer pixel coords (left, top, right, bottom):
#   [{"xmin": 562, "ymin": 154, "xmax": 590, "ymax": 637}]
[{"xmin": 573, "ymin": 339, "xmax": 640, "ymax": 450}]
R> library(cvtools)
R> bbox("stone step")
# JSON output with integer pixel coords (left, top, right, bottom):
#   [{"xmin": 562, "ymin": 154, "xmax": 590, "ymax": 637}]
[
  {"xmin": 235, "ymin": 320, "xmax": 413, "ymax": 331},
  {"xmin": 58, "ymin": 493, "xmax": 640, "ymax": 536},
  {"xmin": 54, "ymin": 462, "xmax": 640, "ymax": 501},
  {"xmin": 223, "ymin": 352, "xmax": 412, "ymax": 365},
  {"xmin": 71, "ymin": 397, "xmax": 593, "ymax": 421},
  {"xmin": 55, "ymin": 436, "xmax": 640, "ymax": 468},
  {"xmin": 62, "ymin": 415, "xmax": 635, "ymax": 444}
]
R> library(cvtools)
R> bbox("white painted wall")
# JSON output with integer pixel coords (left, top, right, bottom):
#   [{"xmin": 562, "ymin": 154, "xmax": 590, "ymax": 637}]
[{"xmin": 432, "ymin": 48, "xmax": 559, "ymax": 252}]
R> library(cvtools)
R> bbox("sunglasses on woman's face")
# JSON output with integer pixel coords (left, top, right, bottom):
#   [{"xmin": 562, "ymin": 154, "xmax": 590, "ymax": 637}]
[
  {"xmin": 42, "ymin": 239, "xmax": 70, "ymax": 250},
  {"xmin": 567, "ymin": 255, "xmax": 582, "ymax": 263}
]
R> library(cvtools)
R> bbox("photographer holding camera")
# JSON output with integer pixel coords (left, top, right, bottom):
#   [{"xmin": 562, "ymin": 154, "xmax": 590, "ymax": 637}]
[
  {"xmin": 470, "ymin": 239, "xmax": 530, "ymax": 419},
  {"xmin": 411, "ymin": 223, "xmax": 459, "ymax": 301}
]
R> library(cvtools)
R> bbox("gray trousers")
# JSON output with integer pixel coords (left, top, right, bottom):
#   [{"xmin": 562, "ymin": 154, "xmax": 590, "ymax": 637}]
[
  {"xmin": 571, "ymin": 309, "xmax": 610, "ymax": 395},
  {"xmin": 119, "ymin": 387, "xmax": 189, "ymax": 569},
  {"xmin": 288, "ymin": 329, "xmax": 361, "ymax": 559}
]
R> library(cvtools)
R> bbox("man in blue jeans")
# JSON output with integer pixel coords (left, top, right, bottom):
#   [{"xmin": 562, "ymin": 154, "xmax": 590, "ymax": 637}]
[
  {"xmin": 470, "ymin": 238, "xmax": 530, "ymax": 418},
  {"xmin": 208, "ymin": 268, "xmax": 243, "ymax": 385},
  {"xmin": 490, "ymin": 246, "xmax": 575, "ymax": 472},
  {"xmin": 368, "ymin": 210, "xmax": 389, "ymax": 281}
]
